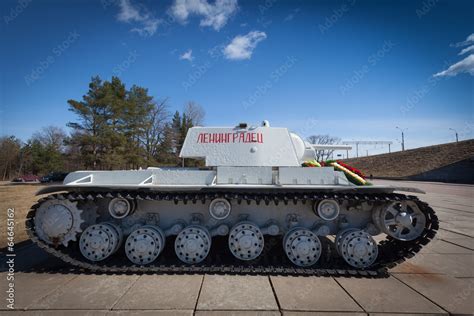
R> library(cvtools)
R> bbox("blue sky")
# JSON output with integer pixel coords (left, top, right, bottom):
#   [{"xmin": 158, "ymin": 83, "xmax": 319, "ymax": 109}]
[{"xmin": 1, "ymin": 0, "xmax": 473, "ymax": 156}]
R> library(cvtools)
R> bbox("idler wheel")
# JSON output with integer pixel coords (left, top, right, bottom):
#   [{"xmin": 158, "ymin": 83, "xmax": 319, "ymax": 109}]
[
  {"xmin": 80, "ymin": 223, "xmax": 122, "ymax": 261},
  {"xmin": 228, "ymin": 222, "xmax": 264, "ymax": 261},
  {"xmin": 125, "ymin": 225, "xmax": 165, "ymax": 265},
  {"xmin": 174, "ymin": 225, "xmax": 211, "ymax": 264},
  {"xmin": 374, "ymin": 201, "xmax": 426, "ymax": 241},
  {"xmin": 283, "ymin": 228, "xmax": 322, "ymax": 267}
]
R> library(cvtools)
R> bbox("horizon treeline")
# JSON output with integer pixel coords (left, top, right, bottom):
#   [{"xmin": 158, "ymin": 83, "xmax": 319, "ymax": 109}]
[{"xmin": 0, "ymin": 76, "xmax": 205, "ymax": 180}]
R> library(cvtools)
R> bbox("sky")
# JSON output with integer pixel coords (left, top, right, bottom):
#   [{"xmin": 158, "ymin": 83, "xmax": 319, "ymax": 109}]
[{"xmin": 1, "ymin": 0, "xmax": 473, "ymax": 157}]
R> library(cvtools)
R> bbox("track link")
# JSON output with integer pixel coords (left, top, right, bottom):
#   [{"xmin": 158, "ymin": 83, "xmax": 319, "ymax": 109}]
[{"xmin": 25, "ymin": 191, "xmax": 438, "ymax": 277}]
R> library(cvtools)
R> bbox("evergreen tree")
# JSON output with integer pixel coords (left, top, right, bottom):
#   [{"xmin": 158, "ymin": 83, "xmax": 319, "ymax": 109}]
[
  {"xmin": 125, "ymin": 85, "xmax": 155, "ymax": 168},
  {"xmin": 66, "ymin": 76, "xmax": 206, "ymax": 170},
  {"xmin": 101, "ymin": 76, "xmax": 128, "ymax": 169},
  {"xmin": 67, "ymin": 76, "xmax": 154, "ymax": 169},
  {"xmin": 67, "ymin": 76, "xmax": 108, "ymax": 169}
]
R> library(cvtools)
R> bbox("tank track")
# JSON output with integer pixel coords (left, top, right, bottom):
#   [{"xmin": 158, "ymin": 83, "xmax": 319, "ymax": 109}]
[{"xmin": 25, "ymin": 191, "xmax": 438, "ymax": 277}]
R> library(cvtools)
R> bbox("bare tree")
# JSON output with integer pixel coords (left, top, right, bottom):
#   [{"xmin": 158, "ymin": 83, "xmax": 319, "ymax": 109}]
[
  {"xmin": 141, "ymin": 99, "xmax": 170, "ymax": 164},
  {"xmin": 183, "ymin": 101, "xmax": 205, "ymax": 126},
  {"xmin": 31, "ymin": 126, "xmax": 67, "ymax": 152},
  {"xmin": 307, "ymin": 134, "xmax": 341, "ymax": 161}
]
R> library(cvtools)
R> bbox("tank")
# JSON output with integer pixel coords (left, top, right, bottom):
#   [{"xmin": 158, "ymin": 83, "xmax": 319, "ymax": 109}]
[{"xmin": 27, "ymin": 121, "xmax": 438, "ymax": 275}]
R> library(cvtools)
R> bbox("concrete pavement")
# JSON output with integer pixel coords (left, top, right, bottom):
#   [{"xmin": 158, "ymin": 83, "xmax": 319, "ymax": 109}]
[{"xmin": 1, "ymin": 180, "xmax": 473, "ymax": 315}]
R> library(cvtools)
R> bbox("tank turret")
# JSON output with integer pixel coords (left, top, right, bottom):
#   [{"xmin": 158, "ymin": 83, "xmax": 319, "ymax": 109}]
[{"xmin": 180, "ymin": 121, "xmax": 319, "ymax": 166}]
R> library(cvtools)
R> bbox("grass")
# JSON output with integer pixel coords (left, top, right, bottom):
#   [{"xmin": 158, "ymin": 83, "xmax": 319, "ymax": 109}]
[{"xmin": 0, "ymin": 182, "xmax": 48, "ymax": 248}]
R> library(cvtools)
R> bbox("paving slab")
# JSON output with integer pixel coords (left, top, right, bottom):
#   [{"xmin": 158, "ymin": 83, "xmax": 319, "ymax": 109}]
[
  {"xmin": 391, "ymin": 253, "xmax": 474, "ymax": 277},
  {"xmin": 436, "ymin": 229, "xmax": 472, "ymax": 240},
  {"xmin": 419, "ymin": 239, "xmax": 447, "ymax": 254},
  {"xmin": 283, "ymin": 312, "xmax": 366, "ymax": 316},
  {"xmin": 440, "ymin": 221, "xmax": 474, "ymax": 237},
  {"xmin": 431, "ymin": 254, "xmax": 474, "ymax": 277},
  {"xmin": 394, "ymin": 273, "xmax": 474, "ymax": 316},
  {"xmin": 386, "ymin": 255, "xmax": 444, "ymax": 275},
  {"xmin": 197, "ymin": 275, "xmax": 278, "ymax": 311},
  {"xmin": 0, "ymin": 311, "xmax": 193, "ymax": 316},
  {"xmin": 441, "ymin": 238, "xmax": 474, "ymax": 250},
  {"xmin": 431, "ymin": 240, "xmax": 473, "ymax": 254},
  {"xmin": 369, "ymin": 313, "xmax": 446, "ymax": 316},
  {"xmin": 30, "ymin": 274, "xmax": 139, "ymax": 310},
  {"xmin": 436, "ymin": 206, "xmax": 473, "ymax": 214},
  {"xmin": 0, "ymin": 272, "xmax": 76, "ymax": 310},
  {"xmin": 113, "ymin": 275, "xmax": 202, "ymax": 310},
  {"xmin": 109, "ymin": 310, "xmax": 193, "ymax": 315},
  {"xmin": 0, "ymin": 311, "xmax": 108, "ymax": 315},
  {"xmin": 432, "ymin": 204, "xmax": 473, "ymax": 214},
  {"xmin": 1, "ymin": 272, "xmax": 12, "ymax": 310},
  {"xmin": 195, "ymin": 311, "xmax": 281, "ymax": 316},
  {"xmin": 336, "ymin": 276, "xmax": 447, "ymax": 314},
  {"xmin": 436, "ymin": 213, "xmax": 473, "ymax": 224},
  {"xmin": 271, "ymin": 276, "xmax": 362, "ymax": 312}
]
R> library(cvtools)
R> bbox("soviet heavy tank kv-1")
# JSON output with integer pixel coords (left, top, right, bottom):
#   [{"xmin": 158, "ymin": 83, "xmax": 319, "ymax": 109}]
[{"xmin": 27, "ymin": 121, "xmax": 438, "ymax": 275}]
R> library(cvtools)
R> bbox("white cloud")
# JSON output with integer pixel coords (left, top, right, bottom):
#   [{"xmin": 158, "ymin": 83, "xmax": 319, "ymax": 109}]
[
  {"xmin": 434, "ymin": 33, "xmax": 474, "ymax": 77},
  {"xmin": 179, "ymin": 49, "xmax": 194, "ymax": 62},
  {"xmin": 434, "ymin": 54, "xmax": 474, "ymax": 77},
  {"xmin": 450, "ymin": 33, "xmax": 474, "ymax": 47},
  {"xmin": 223, "ymin": 31, "xmax": 267, "ymax": 60},
  {"xmin": 117, "ymin": 0, "xmax": 160, "ymax": 37},
  {"xmin": 459, "ymin": 45, "xmax": 474, "ymax": 55},
  {"xmin": 170, "ymin": 0, "xmax": 238, "ymax": 31}
]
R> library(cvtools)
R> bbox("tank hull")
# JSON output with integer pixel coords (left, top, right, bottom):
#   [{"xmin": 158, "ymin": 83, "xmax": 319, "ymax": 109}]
[
  {"xmin": 26, "ymin": 123, "xmax": 438, "ymax": 275},
  {"xmin": 37, "ymin": 166, "xmax": 425, "ymax": 196}
]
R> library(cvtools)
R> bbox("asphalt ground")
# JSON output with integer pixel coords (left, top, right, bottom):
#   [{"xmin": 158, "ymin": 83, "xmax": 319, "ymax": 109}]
[{"xmin": 1, "ymin": 180, "xmax": 473, "ymax": 315}]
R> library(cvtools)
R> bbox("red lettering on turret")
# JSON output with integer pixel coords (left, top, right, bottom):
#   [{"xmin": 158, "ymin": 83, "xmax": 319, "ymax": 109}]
[{"xmin": 196, "ymin": 132, "xmax": 264, "ymax": 144}]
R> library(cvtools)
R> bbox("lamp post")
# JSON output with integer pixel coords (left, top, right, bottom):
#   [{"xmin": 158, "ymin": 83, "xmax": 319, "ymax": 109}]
[
  {"xmin": 396, "ymin": 127, "xmax": 407, "ymax": 151},
  {"xmin": 449, "ymin": 128, "xmax": 459, "ymax": 142}
]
